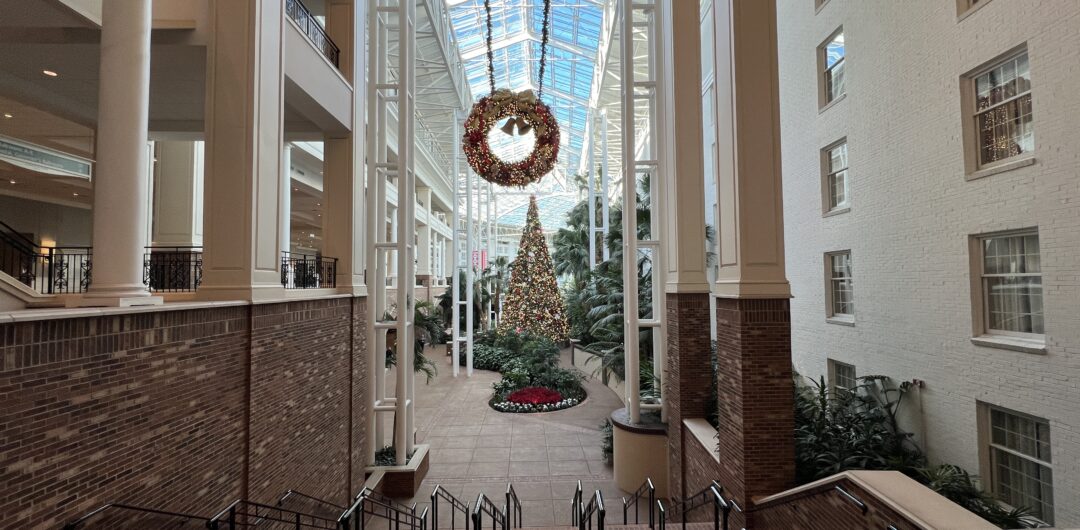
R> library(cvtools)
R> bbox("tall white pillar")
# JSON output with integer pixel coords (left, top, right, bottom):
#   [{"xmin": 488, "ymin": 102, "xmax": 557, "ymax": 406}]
[
  {"xmin": 81, "ymin": 0, "xmax": 160, "ymax": 306},
  {"xmin": 281, "ymin": 145, "xmax": 293, "ymax": 255},
  {"xmin": 417, "ymin": 188, "xmax": 432, "ymax": 277}
]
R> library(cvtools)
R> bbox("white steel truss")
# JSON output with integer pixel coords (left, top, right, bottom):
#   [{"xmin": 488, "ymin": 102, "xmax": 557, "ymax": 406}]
[
  {"xmin": 587, "ymin": 111, "xmax": 612, "ymax": 269},
  {"xmin": 619, "ymin": 0, "xmax": 665, "ymax": 424},
  {"xmin": 366, "ymin": 0, "xmax": 417, "ymax": 466},
  {"xmin": 452, "ymin": 110, "xmax": 475, "ymax": 377}
]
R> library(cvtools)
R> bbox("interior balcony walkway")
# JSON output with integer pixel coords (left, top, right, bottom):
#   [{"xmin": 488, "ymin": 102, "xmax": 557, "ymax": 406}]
[{"xmin": 393, "ymin": 346, "xmax": 628, "ymax": 527}]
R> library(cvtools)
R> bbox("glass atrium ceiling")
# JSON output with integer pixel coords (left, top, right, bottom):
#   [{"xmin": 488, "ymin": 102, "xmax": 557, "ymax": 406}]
[{"xmin": 447, "ymin": 0, "xmax": 603, "ymax": 230}]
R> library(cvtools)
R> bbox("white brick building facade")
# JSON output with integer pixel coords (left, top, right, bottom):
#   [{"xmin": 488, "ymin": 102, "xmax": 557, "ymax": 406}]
[{"xmin": 776, "ymin": 0, "xmax": 1080, "ymax": 525}]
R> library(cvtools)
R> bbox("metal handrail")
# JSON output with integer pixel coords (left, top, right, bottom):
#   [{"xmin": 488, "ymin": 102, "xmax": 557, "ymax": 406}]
[
  {"xmin": 505, "ymin": 483, "xmax": 522, "ymax": 529},
  {"xmin": 432, "ymin": 484, "xmax": 471, "ymax": 530},
  {"xmin": 0, "ymin": 219, "xmax": 36, "ymax": 253},
  {"xmin": 277, "ymin": 489, "xmax": 346, "ymax": 518},
  {"xmin": 578, "ymin": 490, "xmax": 604, "ymax": 530},
  {"xmin": 207, "ymin": 499, "xmax": 340, "ymax": 529},
  {"xmin": 63, "ymin": 502, "xmax": 208, "ymax": 529},
  {"xmin": 284, "ymin": 0, "xmax": 340, "ymax": 67},
  {"xmin": 143, "ymin": 245, "xmax": 203, "ymax": 292},
  {"xmin": 622, "ymin": 477, "xmax": 655, "ymax": 528},
  {"xmin": 570, "ymin": 480, "xmax": 583, "ymax": 526},
  {"xmin": 282, "ymin": 251, "xmax": 338, "ymax": 289},
  {"xmin": 339, "ymin": 490, "xmax": 427, "ymax": 530},
  {"xmin": 661, "ymin": 482, "xmax": 732, "ymax": 530},
  {"xmin": 471, "ymin": 493, "xmax": 506, "ymax": 530}
]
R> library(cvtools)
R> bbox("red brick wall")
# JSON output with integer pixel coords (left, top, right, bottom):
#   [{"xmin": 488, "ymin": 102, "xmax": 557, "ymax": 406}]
[
  {"xmin": 0, "ymin": 296, "xmax": 372, "ymax": 528},
  {"xmin": 0, "ymin": 307, "xmax": 248, "ymax": 528},
  {"xmin": 249, "ymin": 298, "xmax": 354, "ymax": 506},
  {"xmin": 713, "ymin": 297, "xmax": 795, "ymax": 511},
  {"xmin": 664, "ymin": 293, "xmax": 714, "ymax": 504},
  {"xmin": 749, "ymin": 477, "xmax": 920, "ymax": 530}
]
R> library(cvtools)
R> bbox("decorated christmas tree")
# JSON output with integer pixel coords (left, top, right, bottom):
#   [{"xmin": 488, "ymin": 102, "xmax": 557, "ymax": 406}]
[{"xmin": 498, "ymin": 196, "xmax": 570, "ymax": 341}]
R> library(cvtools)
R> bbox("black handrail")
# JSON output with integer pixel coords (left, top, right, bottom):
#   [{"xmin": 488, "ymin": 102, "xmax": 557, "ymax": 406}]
[
  {"xmin": 471, "ymin": 493, "xmax": 505, "ymax": 530},
  {"xmin": 208, "ymin": 499, "xmax": 340, "ymax": 529},
  {"xmin": 285, "ymin": 0, "xmax": 341, "ymax": 67},
  {"xmin": 578, "ymin": 490, "xmax": 604, "ymax": 530},
  {"xmin": 505, "ymin": 483, "xmax": 522, "ymax": 529},
  {"xmin": 339, "ymin": 489, "xmax": 427, "ymax": 530},
  {"xmin": 622, "ymin": 478, "xmax": 655, "ymax": 528},
  {"xmin": 144, "ymin": 246, "xmax": 203, "ymax": 292},
  {"xmin": 661, "ymin": 482, "xmax": 733, "ymax": 530},
  {"xmin": 570, "ymin": 480, "xmax": 583, "ymax": 526},
  {"xmin": 277, "ymin": 489, "xmax": 346, "ymax": 520},
  {"xmin": 63, "ymin": 502, "xmax": 208, "ymax": 529},
  {"xmin": 656, "ymin": 500, "xmax": 666, "ymax": 530},
  {"xmin": 0, "ymin": 219, "xmax": 36, "ymax": 253},
  {"xmin": 282, "ymin": 251, "xmax": 338, "ymax": 289},
  {"xmin": 432, "ymin": 484, "xmax": 471, "ymax": 530}
]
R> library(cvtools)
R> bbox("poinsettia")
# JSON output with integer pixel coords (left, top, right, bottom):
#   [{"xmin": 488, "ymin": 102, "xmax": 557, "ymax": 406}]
[{"xmin": 507, "ymin": 386, "xmax": 563, "ymax": 405}]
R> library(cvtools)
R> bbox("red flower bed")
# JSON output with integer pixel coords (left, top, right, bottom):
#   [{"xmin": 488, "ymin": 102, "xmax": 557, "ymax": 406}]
[{"xmin": 507, "ymin": 386, "xmax": 563, "ymax": 405}]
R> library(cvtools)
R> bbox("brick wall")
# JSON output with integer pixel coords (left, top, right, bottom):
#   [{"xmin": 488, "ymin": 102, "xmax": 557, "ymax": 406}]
[
  {"xmin": 249, "ymin": 298, "xmax": 354, "ymax": 505},
  {"xmin": 0, "ymin": 307, "xmax": 248, "ymax": 528},
  {"xmin": 750, "ymin": 476, "xmax": 919, "ymax": 530},
  {"xmin": 776, "ymin": 0, "xmax": 1080, "ymax": 525},
  {"xmin": 664, "ymin": 293, "xmax": 714, "ymax": 503},
  {"xmin": 714, "ymin": 298, "xmax": 795, "ymax": 508},
  {"xmin": 0, "ymin": 295, "xmax": 372, "ymax": 528}
]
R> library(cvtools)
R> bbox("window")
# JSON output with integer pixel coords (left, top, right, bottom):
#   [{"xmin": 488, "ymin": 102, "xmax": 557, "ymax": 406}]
[
  {"xmin": 971, "ymin": 51, "xmax": 1033, "ymax": 168},
  {"xmin": 828, "ymin": 359, "xmax": 856, "ymax": 393},
  {"xmin": 823, "ymin": 140, "xmax": 849, "ymax": 212},
  {"xmin": 983, "ymin": 406, "xmax": 1054, "ymax": 525},
  {"xmin": 957, "ymin": 0, "xmax": 992, "ymax": 17},
  {"xmin": 977, "ymin": 232, "xmax": 1043, "ymax": 336},
  {"xmin": 819, "ymin": 29, "xmax": 845, "ymax": 107},
  {"xmin": 826, "ymin": 251, "xmax": 853, "ymax": 321}
]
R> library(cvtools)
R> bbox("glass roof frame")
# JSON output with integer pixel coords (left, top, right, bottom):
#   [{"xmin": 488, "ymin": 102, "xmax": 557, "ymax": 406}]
[{"xmin": 447, "ymin": 0, "xmax": 604, "ymax": 230}]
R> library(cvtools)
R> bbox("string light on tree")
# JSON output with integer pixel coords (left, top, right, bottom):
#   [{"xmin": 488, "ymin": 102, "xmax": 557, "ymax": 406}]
[{"xmin": 497, "ymin": 196, "xmax": 569, "ymax": 341}]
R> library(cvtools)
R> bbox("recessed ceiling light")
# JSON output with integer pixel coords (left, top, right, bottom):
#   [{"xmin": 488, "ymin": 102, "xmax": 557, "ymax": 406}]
[
  {"xmin": 8, "ymin": 179, "xmax": 15, "ymax": 184},
  {"xmin": 42, "ymin": 69, "xmax": 59, "ymax": 77},
  {"xmin": 316, "ymin": 202, "xmax": 321, "ymax": 206},
  {"xmin": 2, "ymin": 113, "xmax": 12, "ymax": 119},
  {"xmin": 72, "ymin": 192, "xmax": 79, "ymax": 197}
]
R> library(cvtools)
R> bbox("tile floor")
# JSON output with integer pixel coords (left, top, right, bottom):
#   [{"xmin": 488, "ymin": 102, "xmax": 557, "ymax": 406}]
[{"xmin": 386, "ymin": 346, "xmax": 630, "ymax": 528}]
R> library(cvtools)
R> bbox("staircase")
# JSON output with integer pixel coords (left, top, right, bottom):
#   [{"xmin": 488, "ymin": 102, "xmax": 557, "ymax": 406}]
[{"xmin": 60, "ymin": 477, "xmax": 741, "ymax": 530}]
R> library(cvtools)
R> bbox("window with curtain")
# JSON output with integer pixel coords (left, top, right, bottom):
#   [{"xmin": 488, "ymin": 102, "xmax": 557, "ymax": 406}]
[
  {"xmin": 980, "ymin": 232, "xmax": 1043, "ymax": 335},
  {"xmin": 974, "ymin": 52, "xmax": 1033, "ymax": 167},
  {"xmin": 988, "ymin": 406, "xmax": 1054, "ymax": 525}
]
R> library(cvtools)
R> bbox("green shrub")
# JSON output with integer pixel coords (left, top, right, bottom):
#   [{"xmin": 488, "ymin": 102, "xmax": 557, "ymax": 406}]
[
  {"xmin": 793, "ymin": 374, "xmax": 1039, "ymax": 528},
  {"xmin": 600, "ymin": 419, "xmax": 613, "ymax": 464}
]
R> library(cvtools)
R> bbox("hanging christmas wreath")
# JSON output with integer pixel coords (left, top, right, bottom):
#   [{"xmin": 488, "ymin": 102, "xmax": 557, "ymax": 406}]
[
  {"xmin": 462, "ymin": 0, "xmax": 558, "ymax": 187},
  {"xmin": 462, "ymin": 89, "xmax": 560, "ymax": 187}
]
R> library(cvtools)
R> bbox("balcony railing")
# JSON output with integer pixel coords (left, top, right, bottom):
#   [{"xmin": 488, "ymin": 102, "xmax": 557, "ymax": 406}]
[
  {"xmin": 285, "ymin": 0, "xmax": 340, "ymax": 67},
  {"xmin": 282, "ymin": 251, "xmax": 337, "ymax": 289},
  {"xmin": 0, "ymin": 223, "xmax": 92, "ymax": 295},
  {"xmin": 143, "ymin": 246, "xmax": 203, "ymax": 293}
]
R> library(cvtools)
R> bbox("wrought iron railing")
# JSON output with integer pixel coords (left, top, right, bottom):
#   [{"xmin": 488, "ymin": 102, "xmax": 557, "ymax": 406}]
[
  {"xmin": 143, "ymin": 246, "xmax": 202, "ymax": 293},
  {"xmin": 432, "ymin": 484, "xmax": 471, "ymax": 530},
  {"xmin": 505, "ymin": 483, "xmax": 522, "ymax": 529},
  {"xmin": 570, "ymin": 480, "xmax": 583, "ymax": 526},
  {"xmin": 277, "ymin": 489, "xmax": 345, "ymax": 521},
  {"xmin": 282, "ymin": 251, "xmax": 338, "ymax": 289},
  {"xmin": 207, "ymin": 499, "xmax": 340, "ymax": 529},
  {"xmin": 471, "ymin": 493, "xmax": 506, "ymax": 530},
  {"xmin": 579, "ymin": 490, "xmax": 605, "ymax": 530},
  {"xmin": 285, "ymin": 0, "xmax": 340, "ymax": 67},
  {"xmin": 661, "ymin": 481, "xmax": 736, "ymax": 530},
  {"xmin": 0, "ymin": 220, "xmax": 93, "ymax": 294},
  {"xmin": 622, "ymin": 478, "xmax": 656, "ymax": 528},
  {"xmin": 339, "ymin": 489, "xmax": 428, "ymax": 530},
  {"xmin": 61, "ymin": 502, "xmax": 207, "ymax": 529}
]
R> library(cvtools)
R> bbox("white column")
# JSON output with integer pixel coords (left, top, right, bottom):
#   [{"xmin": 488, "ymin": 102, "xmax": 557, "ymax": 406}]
[
  {"xmin": 200, "ymin": 0, "xmax": 287, "ymax": 301},
  {"xmin": 281, "ymin": 145, "xmax": 292, "ymax": 255},
  {"xmin": 152, "ymin": 141, "xmax": 204, "ymax": 247},
  {"xmin": 81, "ymin": 0, "xmax": 160, "ymax": 306},
  {"xmin": 417, "ymin": 187, "xmax": 432, "ymax": 277}
]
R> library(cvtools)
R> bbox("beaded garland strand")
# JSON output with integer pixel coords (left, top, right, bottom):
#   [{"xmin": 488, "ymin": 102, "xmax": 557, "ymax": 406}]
[{"xmin": 463, "ymin": 0, "xmax": 559, "ymax": 187}]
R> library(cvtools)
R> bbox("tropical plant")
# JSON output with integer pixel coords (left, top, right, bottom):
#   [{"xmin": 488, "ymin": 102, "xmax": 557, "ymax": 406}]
[
  {"xmin": 916, "ymin": 465, "xmax": 1039, "ymax": 528},
  {"xmin": 383, "ymin": 301, "xmax": 440, "ymax": 383}
]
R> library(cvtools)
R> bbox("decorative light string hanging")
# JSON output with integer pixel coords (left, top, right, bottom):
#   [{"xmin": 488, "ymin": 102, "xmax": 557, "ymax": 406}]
[{"xmin": 462, "ymin": 0, "xmax": 560, "ymax": 187}]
